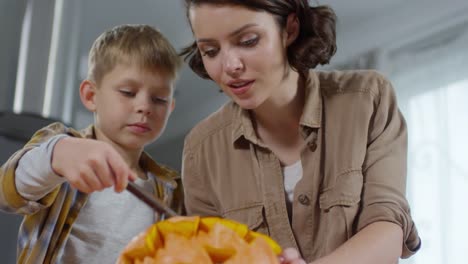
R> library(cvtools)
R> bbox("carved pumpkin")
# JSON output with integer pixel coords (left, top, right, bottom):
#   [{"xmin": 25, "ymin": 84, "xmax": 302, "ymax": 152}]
[{"xmin": 117, "ymin": 216, "xmax": 281, "ymax": 264}]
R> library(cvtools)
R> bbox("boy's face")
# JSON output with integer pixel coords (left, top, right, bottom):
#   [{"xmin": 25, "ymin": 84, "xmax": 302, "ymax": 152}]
[{"xmin": 85, "ymin": 63, "xmax": 175, "ymax": 151}]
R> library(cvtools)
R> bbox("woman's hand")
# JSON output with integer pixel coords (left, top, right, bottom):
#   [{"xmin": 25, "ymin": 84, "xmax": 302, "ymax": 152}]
[{"xmin": 279, "ymin": 248, "xmax": 307, "ymax": 264}]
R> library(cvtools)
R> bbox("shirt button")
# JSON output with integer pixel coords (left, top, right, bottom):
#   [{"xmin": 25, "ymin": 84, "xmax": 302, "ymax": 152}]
[
  {"xmin": 298, "ymin": 194, "xmax": 310, "ymax": 205},
  {"xmin": 309, "ymin": 142, "xmax": 317, "ymax": 152}
]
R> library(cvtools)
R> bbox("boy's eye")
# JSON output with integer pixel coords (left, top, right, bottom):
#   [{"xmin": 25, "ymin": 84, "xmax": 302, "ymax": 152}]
[
  {"xmin": 152, "ymin": 96, "xmax": 169, "ymax": 104},
  {"xmin": 119, "ymin": 90, "xmax": 135, "ymax": 97}
]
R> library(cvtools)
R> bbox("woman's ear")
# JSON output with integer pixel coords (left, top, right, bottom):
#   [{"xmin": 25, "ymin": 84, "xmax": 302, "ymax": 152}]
[
  {"xmin": 285, "ymin": 13, "xmax": 300, "ymax": 46},
  {"xmin": 79, "ymin": 80, "xmax": 97, "ymax": 112}
]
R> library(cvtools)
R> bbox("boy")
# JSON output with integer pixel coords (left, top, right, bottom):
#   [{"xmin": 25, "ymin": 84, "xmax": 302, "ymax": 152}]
[{"xmin": 0, "ymin": 24, "xmax": 183, "ymax": 263}]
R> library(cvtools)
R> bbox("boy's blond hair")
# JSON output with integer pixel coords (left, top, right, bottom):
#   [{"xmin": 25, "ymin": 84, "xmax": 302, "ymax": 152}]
[{"xmin": 87, "ymin": 24, "xmax": 181, "ymax": 85}]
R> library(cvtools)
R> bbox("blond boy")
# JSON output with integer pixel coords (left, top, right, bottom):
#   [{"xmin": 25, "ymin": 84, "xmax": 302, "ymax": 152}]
[{"xmin": 0, "ymin": 24, "xmax": 183, "ymax": 264}]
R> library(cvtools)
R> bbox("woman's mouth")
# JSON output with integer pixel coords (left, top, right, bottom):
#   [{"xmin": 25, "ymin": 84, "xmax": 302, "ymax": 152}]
[{"xmin": 228, "ymin": 80, "xmax": 255, "ymax": 96}]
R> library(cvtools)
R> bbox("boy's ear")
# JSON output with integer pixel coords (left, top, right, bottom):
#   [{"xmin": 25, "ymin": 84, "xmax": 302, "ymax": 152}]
[
  {"xmin": 170, "ymin": 98, "xmax": 176, "ymax": 113},
  {"xmin": 79, "ymin": 80, "xmax": 97, "ymax": 112},
  {"xmin": 284, "ymin": 13, "xmax": 300, "ymax": 46}
]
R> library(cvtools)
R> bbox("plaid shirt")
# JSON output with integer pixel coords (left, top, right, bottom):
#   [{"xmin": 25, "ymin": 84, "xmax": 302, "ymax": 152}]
[{"xmin": 0, "ymin": 122, "xmax": 184, "ymax": 264}]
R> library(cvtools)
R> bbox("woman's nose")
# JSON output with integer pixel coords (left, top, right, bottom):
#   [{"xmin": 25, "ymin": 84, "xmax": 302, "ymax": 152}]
[{"xmin": 223, "ymin": 51, "xmax": 244, "ymax": 77}]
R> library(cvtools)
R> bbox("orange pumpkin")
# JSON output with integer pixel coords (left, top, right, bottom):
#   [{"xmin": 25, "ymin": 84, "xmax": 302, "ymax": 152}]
[{"xmin": 117, "ymin": 216, "xmax": 281, "ymax": 264}]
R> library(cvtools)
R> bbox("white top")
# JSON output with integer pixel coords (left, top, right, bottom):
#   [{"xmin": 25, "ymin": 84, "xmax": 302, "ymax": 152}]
[
  {"xmin": 282, "ymin": 160, "xmax": 303, "ymax": 221},
  {"xmin": 282, "ymin": 159, "xmax": 303, "ymax": 202}
]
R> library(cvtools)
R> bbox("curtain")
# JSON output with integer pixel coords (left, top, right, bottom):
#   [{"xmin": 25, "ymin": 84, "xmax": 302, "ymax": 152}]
[
  {"xmin": 389, "ymin": 21, "xmax": 468, "ymax": 264},
  {"xmin": 333, "ymin": 20, "xmax": 468, "ymax": 264}
]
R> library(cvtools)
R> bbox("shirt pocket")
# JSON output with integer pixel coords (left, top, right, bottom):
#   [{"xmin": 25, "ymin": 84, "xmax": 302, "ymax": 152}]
[
  {"xmin": 221, "ymin": 204, "xmax": 269, "ymax": 235},
  {"xmin": 319, "ymin": 170, "xmax": 363, "ymax": 243}
]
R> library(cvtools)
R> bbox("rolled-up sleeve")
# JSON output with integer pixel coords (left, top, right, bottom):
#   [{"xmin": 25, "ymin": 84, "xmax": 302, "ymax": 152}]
[{"xmin": 359, "ymin": 77, "xmax": 421, "ymax": 258}]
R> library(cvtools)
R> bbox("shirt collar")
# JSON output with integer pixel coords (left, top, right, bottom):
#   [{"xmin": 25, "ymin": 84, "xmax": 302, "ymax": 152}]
[
  {"xmin": 231, "ymin": 104, "xmax": 263, "ymax": 146},
  {"xmin": 300, "ymin": 70, "xmax": 322, "ymax": 129}
]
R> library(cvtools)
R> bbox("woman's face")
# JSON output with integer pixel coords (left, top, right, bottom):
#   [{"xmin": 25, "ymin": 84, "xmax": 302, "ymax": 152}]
[{"xmin": 190, "ymin": 4, "xmax": 292, "ymax": 110}]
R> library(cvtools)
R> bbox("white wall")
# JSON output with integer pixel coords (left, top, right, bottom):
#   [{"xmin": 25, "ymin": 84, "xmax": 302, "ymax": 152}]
[{"xmin": 332, "ymin": 0, "xmax": 468, "ymax": 68}]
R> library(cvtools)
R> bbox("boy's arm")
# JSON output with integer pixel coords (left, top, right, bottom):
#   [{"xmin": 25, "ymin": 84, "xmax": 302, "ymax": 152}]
[
  {"xmin": 0, "ymin": 122, "xmax": 71, "ymax": 214},
  {"xmin": 1, "ymin": 122, "xmax": 137, "ymax": 215},
  {"xmin": 15, "ymin": 135, "xmax": 68, "ymax": 203}
]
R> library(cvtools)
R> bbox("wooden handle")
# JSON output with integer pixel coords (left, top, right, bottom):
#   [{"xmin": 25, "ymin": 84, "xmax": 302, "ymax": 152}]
[{"xmin": 126, "ymin": 181, "xmax": 178, "ymax": 218}]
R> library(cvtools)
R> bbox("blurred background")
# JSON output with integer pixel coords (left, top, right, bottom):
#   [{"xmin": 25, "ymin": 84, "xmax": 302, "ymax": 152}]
[{"xmin": 1, "ymin": 0, "xmax": 467, "ymax": 263}]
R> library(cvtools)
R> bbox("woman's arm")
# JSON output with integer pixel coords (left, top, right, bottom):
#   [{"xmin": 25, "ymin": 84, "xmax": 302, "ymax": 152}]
[
  {"xmin": 283, "ymin": 74, "xmax": 416, "ymax": 264},
  {"xmin": 312, "ymin": 221, "xmax": 402, "ymax": 264},
  {"xmin": 281, "ymin": 221, "xmax": 402, "ymax": 264}
]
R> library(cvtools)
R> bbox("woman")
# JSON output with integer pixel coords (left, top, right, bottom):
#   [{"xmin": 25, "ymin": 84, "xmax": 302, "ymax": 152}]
[{"xmin": 180, "ymin": 1, "xmax": 421, "ymax": 263}]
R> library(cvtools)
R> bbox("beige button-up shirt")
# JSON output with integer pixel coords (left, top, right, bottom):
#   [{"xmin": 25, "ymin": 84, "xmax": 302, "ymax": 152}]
[{"xmin": 182, "ymin": 70, "xmax": 421, "ymax": 262}]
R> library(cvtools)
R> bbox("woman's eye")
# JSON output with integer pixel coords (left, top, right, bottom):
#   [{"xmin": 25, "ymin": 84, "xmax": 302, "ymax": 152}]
[
  {"xmin": 201, "ymin": 48, "xmax": 218, "ymax": 58},
  {"xmin": 240, "ymin": 36, "xmax": 258, "ymax": 47}
]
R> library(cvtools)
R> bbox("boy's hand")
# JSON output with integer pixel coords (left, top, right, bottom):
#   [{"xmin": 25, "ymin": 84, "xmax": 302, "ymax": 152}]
[
  {"xmin": 279, "ymin": 248, "xmax": 307, "ymax": 264},
  {"xmin": 51, "ymin": 137, "xmax": 137, "ymax": 193}
]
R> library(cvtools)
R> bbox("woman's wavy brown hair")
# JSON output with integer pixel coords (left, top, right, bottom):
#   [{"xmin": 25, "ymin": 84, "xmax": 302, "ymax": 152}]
[{"xmin": 180, "ymin": 0, "xmax": 337, "ymax": 80}]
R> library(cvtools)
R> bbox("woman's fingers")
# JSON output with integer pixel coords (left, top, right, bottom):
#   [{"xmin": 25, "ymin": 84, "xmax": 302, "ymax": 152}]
[
  {"xmin": 283, "ymin": 248, "xmax": 300, "ymax": 259},
  {"xmin": 280, "ymin": 248, "xmax": 307, "ymax": 264}
]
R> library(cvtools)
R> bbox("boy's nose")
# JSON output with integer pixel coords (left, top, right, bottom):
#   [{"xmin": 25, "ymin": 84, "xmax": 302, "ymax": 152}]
[
  {"xmin": 136, "ymin": 98, "xmax": 152, "ymax": 115},
  {"xmin": 137, "ymin": 107, "xmax": 151, "ymax": 115}
]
